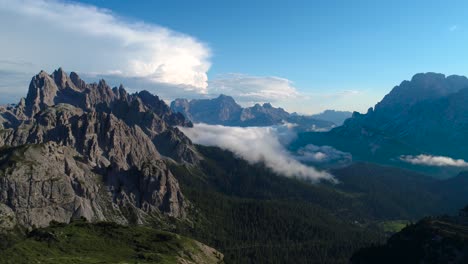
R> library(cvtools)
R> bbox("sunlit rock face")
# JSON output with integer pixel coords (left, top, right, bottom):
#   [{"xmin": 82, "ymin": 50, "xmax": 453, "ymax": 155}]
[{"xmin": 0, "ymin": 68, "xmax": 199, "ymax": 228}]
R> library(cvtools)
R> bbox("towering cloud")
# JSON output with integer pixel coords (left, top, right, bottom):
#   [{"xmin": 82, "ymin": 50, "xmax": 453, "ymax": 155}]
[
  {"xmin": 0, "ymin": 0, "xmax": 211, "ymax": 91},
  {"xmin": 179, "ymin": 123, "xmax": 335, "ymax": 182}
]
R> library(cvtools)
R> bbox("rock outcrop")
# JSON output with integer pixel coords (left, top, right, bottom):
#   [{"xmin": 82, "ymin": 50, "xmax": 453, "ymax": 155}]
[{"xmin": 0, "ymin": 68, "xmax": 196, "ymax": 229}]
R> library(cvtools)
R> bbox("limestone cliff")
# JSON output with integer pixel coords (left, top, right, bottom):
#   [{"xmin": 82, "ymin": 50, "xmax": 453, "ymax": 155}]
[{"xmin": 0, "ymin": 68, "xmax": 197, "ymax": 229}]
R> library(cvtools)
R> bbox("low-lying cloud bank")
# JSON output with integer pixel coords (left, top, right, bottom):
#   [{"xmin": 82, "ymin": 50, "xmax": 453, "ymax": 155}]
[
  {"xmin": 179, "ymin": 123, "xmax": 335, "ymax": 182},
  {"xmin": 295, "ymin": 144, "xmax": 352, "ymax": 165},
  {"xmin": 400, "ymin": 154, "xmax": 468, "ymax": 167}
]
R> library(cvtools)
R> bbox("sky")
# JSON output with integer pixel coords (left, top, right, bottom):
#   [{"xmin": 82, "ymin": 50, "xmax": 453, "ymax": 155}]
[{"xmin": 1, "ymin": 0, "xmax": 468, "ymax": 114}]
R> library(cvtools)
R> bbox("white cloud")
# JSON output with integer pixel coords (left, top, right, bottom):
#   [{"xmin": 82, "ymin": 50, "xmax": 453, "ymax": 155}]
[
  {"xmin": 0, "ymin": 0, "xmax": 373, "ymax": 115},
  {"xmin": 449, "ymin": 25, "xmax": 458, "ymax": 32},
  {"xmin": 208, "ymin": 74, "xmax": 300, "ymax": 104},
  {"xmin": 179, "ymin": 123, "xmax": 335, "ymax": 182},
  {"xmin": 0, "ymin": 0, "xmax": 211, "ymax": 92},
  {"xmin": 400, "ymin": 154, "xmax": 468, "ymax": 167},
  {"xmin": 295, "ymin": 144, "xmax": 352, "ymax": 165}
]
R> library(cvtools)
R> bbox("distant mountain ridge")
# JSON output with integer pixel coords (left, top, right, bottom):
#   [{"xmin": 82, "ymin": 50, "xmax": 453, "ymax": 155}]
[
  {"xmin": 291, "ymin": 72, "xmax": 468, "ymax": 175},
  {"xmin": 171, "ymin": 94, "xmax": 339, "ymax": 130},
  {"xmin": 336, "ymin": 72, "xmax": 468, "ymax": 158},
  {"xmin": 309, "ymin": 110, "xmax": 352, "ymax": 126}
]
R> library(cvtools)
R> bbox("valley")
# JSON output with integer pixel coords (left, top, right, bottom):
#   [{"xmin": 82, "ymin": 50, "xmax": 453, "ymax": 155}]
[{"xmin": 1, "ymin": 69, "xmax": 468, "ymax": 263}]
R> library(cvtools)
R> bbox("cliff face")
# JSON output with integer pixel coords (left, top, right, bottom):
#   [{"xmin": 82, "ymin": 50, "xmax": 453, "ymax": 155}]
[
  {"xmin": 0, "ymin": 68, "xmax": 197, "ymax": 229},
  {"xmin": 19, "ymin": 68, "xmax": 196, "ymax": 161},
  {"xmin": 330, "ymin": 73, "xmax": 468, "ymax": 158}
]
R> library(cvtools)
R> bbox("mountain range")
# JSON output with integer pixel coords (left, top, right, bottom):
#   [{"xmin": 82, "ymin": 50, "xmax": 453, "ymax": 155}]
[
  {"xmin": 290, "ymin": 72, "xmax": 468, "ymax": 177},
  {"xmin": 308, "ymin": 110, "xmax": 352, "ymax": 126},
  {"xmin": 1, "ymin": 69, "xmax": 468, "ymax": 263},
  {"xmin": 0, "ymin": 68, "xmax": 200, "ymax": 229},
  {"xmin": 170, "ymin": 95, "xmax": 350, "ymax": 130}
]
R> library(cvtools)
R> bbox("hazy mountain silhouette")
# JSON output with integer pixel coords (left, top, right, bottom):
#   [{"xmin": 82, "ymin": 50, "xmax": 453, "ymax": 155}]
[{"xmin": 171, "ymin": 94, "xmax": 336, "ymax": 131}]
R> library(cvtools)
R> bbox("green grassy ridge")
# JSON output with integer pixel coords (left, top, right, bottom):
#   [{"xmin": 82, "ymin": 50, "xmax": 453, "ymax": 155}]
[
  {"xmin": 0, "ymin": 221, "xmax": 223, "ymax": 264},
  {"xmin": 378, "ymin": 220, "xmax": 410, "ymax": 234}
]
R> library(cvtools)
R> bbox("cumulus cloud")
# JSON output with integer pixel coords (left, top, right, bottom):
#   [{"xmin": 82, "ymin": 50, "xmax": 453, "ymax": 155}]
[
  {"xmin": 208, "ymin": 74, "xmax": 300, "ymax": 104},
  {"xmin": 295, "ymin": 144, "xmax": 352, "ymax": 165},
  {"xmin": 0, "ymin": 0, "xmax": 367, "ymax": 115},
  {"xmin": 400, "ymin": 154, "xmax": 468, "ymax": 167},
  {"xmin": 179, "ymin": 123, "xmax": 335, "ymax": 182},
  {"xmin": 0, "ymin": 0, "xmax": 307, "ymax": 111},
  {"xmin": 0, "ymin": 0, "xmax": 211, "ymax": 94}
]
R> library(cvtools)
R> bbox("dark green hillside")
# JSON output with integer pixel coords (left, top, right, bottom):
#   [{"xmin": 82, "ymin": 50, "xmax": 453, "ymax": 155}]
[
  {"xmin": 168, "ymin": 146, "xmax": 468, "ymax": 263},
  {"xmin": 351, "ymin": 210, "xmax": 468, "ymax": 264},
  {"xmin": 332, "ymin": 163, "xmax": 444, "ymax": 219},
  {"xmin": 2, "ymin": 144, "xmax": 466, "ymax": 264},
  {"xmin": 0, "ymin": 220, "xmax": 223, "ymax": 264},
  {"xmin": 333, "ymin": 163, "xmax": 468, "ymax": 217},
  {"xmin": 170, "ymin": 146, "xmax": 383, "ymax": 263}
]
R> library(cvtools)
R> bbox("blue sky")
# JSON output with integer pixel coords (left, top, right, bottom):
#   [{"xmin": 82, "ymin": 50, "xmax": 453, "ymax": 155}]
[{"xmin": 1, "ymin": 0, "xmax": 467, "ymax": 113}]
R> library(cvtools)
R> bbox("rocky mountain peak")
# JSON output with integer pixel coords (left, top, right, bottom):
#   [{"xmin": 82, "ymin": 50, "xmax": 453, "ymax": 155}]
[
  {"xmin": 0, "ymin": 68, "xmax": 201, "ymax": 228},
  {"xmin": 37, "ymin": 70, "xmax": 49, "ymax": 78},
  {"xmin": 52, "ymin": 67, "xmax": 69, "ymax": 89},
  {"xmin": 170, "ymin": 95, "xmax": 243, "ymax": 125},
  {"xmin": 375, "ymin": 72, "xmax": 468, "ymax": 113},
  {"xmin": 69, "ymin": 71, "xmax": 86, "ymax": 90},
  {"xmin": 410, "ymin": 72, "xmax": 446, "ymax": 83},
  {"xmin": 215, "ymin": 94, "xmax": 239, "ymax": 106},
  {"xmin": 25, "ymin": 70, "xmax": 59, "ymax": 116},
  {"xmin": 170, "ymin": 94, "xmax": 335, "ymax": 129},
  {"xmin": 328, "ymin": 72, "xmax": 468, "ymax": 160},
  {"xmin": 263, "ymin": 103, "xmax": 273, "ymax": 108},
  {"xmin": 217, "ymin": 94, "xmax": 232, "ymax": 100}
]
